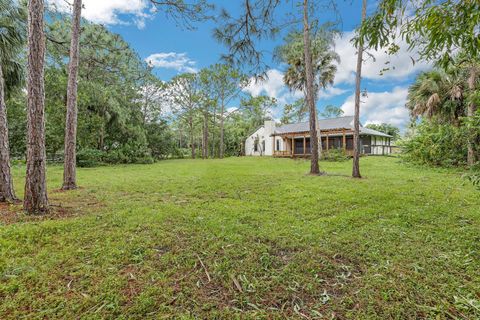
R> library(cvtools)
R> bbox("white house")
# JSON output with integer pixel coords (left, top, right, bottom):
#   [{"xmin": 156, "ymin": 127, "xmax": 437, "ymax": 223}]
[{"xmin": 245, "ymin": 116, "xmax": 393, "ymax": 157}]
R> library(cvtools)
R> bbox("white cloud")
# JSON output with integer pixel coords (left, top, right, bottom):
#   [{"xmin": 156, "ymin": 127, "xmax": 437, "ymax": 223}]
[
  {"xmin": 145, "ymin": 52, "xmax": 198, "ymax": 73},
  {"xmin": 340, "ymin": 86, "xmax": 410, "ymax": 127},
  {"xmin": 47, "ymin": 0, "xmax": 152, "ymax": 28},
  {"xmin": 244, "ymin": 69, "xmax": 350, "ymax": 105},
  {"xmin": 334, "ymin": 31, "xmax": 431, "ymax": 84},
  {"xmin": 319, "ymin": 86, "xmax": 349, "ymax": 100}
]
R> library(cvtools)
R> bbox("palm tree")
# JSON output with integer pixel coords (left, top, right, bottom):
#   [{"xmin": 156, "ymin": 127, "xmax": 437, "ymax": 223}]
[
  {"xmin": 406, "ymin": 69, "xmax": 465, "ymax": 125},
  {"xmin": 0, "ymin": 0, "xmax": 25, "ymax": 202},
  {"xmin": 276, "ymin": 30, "xmax": 339, "ymax": 100},
  {"xmin": 275, "ymin": 24, "xmax": 339, "ymax": 174}
]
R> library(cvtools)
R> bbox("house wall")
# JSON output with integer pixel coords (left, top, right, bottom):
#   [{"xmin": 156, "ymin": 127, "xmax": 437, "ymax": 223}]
[
  {"xmin": 370, "ymin": 136, "xmax": 392, "ymax": 155},
  {"xmin": 245, "ymin": 121, "xmax": 279, "ymax": 156}
]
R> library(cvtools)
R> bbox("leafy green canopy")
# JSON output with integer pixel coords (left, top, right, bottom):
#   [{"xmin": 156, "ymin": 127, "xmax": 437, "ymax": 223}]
[{"xmin": 357, "ymin": 0, "xmax": 480, "ymax": 67}]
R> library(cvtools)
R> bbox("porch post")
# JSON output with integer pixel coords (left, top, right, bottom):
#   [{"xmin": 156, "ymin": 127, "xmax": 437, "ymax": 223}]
[
  {"xmin": 303, "ymin": 136, "xmax": 306, "ymax": 155},
  {"xmin": 342, "ymin": 129, "xmax": 346, "ymax": 152},
  {"xmin": 326, "ymin": 133, "xmax": 329, "ymax": 151},
  {"xmin": 291, "ymin": 137, "xmax": 294, "ymax": 156}
]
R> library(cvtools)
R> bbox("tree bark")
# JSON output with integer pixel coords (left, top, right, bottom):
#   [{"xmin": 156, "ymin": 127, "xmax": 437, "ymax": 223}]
[
  {"xmin": 24, "ymin": 0, "xmax": 49, "ymax": 214},
  {"xmin": 211, "ymin": 102, "xmax": 217, "ymax": 158},
  {"xmin": 303, "ymin": 0, "xmax": 321, "ymax": 175},
  {"xmin": 0, "ymin": 62, "xmax": 17, "ymax": 202},
  {"xmin": 202, "ymin": 111, "xmax": 209, "ymax": 159},
  {"xmin": 352, "ymin": 0, "xmax": 367, "ymax": 179},
  {"xmin": 62, "ymin": 0, "xmax": 82, "ymax": 190},
  {"xmin": 467, "ymin": 66, "xmax": 478, "ymax": 166},
  {"xmin": 189, "ymin": 117, "xmax": 195, "ymax": 159},
  {"xmin": 219, "ymin": 98, "xmax": 225, "ymax": 159}
]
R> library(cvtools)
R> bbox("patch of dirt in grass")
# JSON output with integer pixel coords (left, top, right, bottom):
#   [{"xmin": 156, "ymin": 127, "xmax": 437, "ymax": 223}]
[{"xmin": 0, "ymin": 193, "xmax": 103, "ymax": 225}]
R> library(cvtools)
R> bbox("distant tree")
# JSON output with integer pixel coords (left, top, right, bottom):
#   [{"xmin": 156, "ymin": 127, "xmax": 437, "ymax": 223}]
[
  {"xmin": 199, "ymin": 64, "xmax": 248, "ymax": 158},
  {"xmin": 281, "ymin": 98, "xmax": 307, "ymax": 124},
  {"xmin": 353, "ymin": 0, "xmax": 367, "ymax": 179},
  {"xmin": 0, "ymin": 0, "xmax": 25, "ymax": 202},
  {"xmin": 24, "ymin": 0, "xmax": 49, "ymax": 214},
  {"xmin": 365, "ymin": 123, "xmax": 400, "ymax": 140},
  {"xmin": 240, "ymin": 95, "xmax": 277, "ymax": 129},
  {"xmin": 168, "ymin": 73, "xmax": 202, "ymax": 159},
  {"xmin": 320, "ymin": 105, "xmax": 343, "ymax": 119},
  {"xmin": 62, "ymin": 0, "xmax": 82, "ymax": 190}
]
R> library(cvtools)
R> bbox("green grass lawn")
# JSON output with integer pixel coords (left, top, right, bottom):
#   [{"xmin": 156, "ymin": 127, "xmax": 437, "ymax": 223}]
[{"xmin": 1, "ymin": 157, "xmax": 479, "ymax": 319}]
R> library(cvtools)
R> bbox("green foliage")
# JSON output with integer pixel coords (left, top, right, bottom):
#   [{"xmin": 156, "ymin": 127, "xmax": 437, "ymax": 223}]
[
  {"xmin": 321, "ymin": 148, "xmax": 349, "ymax": 162},
  {"xmin": 77, "ymin": 148, "xmax": 104, "ymax": 168},
  {"xmin": 358, "ymin": 0, "xmax": 480, "ymax": 68},
  {"xmin": 281, "ymin": 98, "xmax": 306, "ymax": 124},
  {"xmin": 400, "ymin": 120, "xmax": 469, "ymax": 167},
  {"xmin": 464, "ymin": 163, "xmax": 480, "ymax": 190},
  {"xmin": 366, "ymin": 123, "xmax": 400, "ymax": 140},
  {"xmin": 274, "ymin": 28, "xmax": 339, "ymax": 95},
  {"xmin": 320, "ymin": 104, "xmax": 344, "ymax": 119}
]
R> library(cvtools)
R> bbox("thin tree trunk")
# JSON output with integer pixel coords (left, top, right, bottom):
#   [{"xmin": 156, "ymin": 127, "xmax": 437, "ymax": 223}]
[
  {"xmin": 352, "ymin": 0, "xmax": 367, "ymax": 179},
  {"xmin": 0, "ymin": 62, "xmax": 17, "ymax": 202},
  {"xmin": 62, "ymin": 0, "xmax": 82, "ymax": 190},
  {"xmin": 189, "ymin": 117, "xmax": 195, "ymax": 159},
  {"xmin": 211, "ymin": 103, "xmax": 217, "ymax": 158},
  {"xmin": 467, "ymin": 66, "xmax": 478, "ymax": 166},
  {"xmin": 202, "ymin": 111, "xmax": 209, "ymax": 159},
  {"xmin": 24, "ymin": 0, "xmax": 49, "ymax": 214},
  {"xmin": 219, "ymin": 98, "xmax": 225, "ymax": 158},
  {"xmin": 303, "ymin": 0, "xmax": 321, "ymax": 175}
]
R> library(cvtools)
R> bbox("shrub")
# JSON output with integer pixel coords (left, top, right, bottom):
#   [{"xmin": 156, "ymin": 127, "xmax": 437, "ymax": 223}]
[
  {"xmin": 400, "ymin": 120, "xmax": 468, "ymax": 167},
  {"xmin": 464, "ymin": 163, "xmax": 480, "ymax": 190},
  {"xmin": 77, "ymin": 149, "xmax": 105, "ymax": 167},
  {"xmin": 321, "ymin": 149, "xmax": 349, "ymax": 162}
]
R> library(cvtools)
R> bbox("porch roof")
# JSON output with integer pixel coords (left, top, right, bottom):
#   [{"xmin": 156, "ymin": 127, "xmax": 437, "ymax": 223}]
[{"xmin": 273, "ymin": 116, "xmax": 392, "ymax": 138}]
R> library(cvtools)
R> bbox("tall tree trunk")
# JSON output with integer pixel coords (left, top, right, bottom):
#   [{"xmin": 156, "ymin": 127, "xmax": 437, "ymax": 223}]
[
  {"xmin": 62, "ymin": 0, "xmax": 82, "ymax": 190},
  {"xmin": 211, "ymin": 103, "xmax": 217, "ymax": 158},
  {"xmin": 219, "ymin": 98, "xmax": 225, "ymax": 159},
  {"xmin": 467, "ymin": 66, "xmax": 478, "ymax": 166},
  {"xmin": 303, "ymin": 0, "xmax": 321, "ymax": 175},
  {"xmin": 202, "ymin": 111, "xmax": 209, "ymax": 159},
  {"xmin": 189, "ymin": 117, "xmax": 195, "ymax": 159},
  {"xmin": 24, "ymin": 0, "xmax": 49, "ymax": 214},
  {"xmin": 0, "ymin": 62, "xmax": 17, "ymax": 202},
  {"xmin": 352, "ymin": 0, "xmax": 367, "ymax": 179}
]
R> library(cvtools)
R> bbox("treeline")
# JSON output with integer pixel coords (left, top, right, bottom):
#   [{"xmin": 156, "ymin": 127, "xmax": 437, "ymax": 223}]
[{"xmin": 5, "ymin": 14, "xmax": 276, "ymax": 166}]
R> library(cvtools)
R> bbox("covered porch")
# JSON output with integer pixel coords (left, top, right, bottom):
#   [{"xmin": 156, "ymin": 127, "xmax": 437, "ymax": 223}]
[{"xmin": 272, "ymin": 129, "xmax": 355, "ymax": 158}]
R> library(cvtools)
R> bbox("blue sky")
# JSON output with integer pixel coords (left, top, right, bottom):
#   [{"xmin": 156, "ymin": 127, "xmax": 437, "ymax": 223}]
[{"xmin": 48, "ymin": 0, "xmax": 432, "ymax": 128}]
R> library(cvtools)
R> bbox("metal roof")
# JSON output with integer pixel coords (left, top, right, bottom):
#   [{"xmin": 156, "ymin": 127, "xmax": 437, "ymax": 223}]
[{"xmin": 274, "ymin": 116, "xmax": 392, "ymax": 138}]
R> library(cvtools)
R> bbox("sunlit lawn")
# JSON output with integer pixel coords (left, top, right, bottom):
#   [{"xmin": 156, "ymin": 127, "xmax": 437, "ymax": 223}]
[{"xmin": 1, "ymin": 157, "xmax": 479, "ymax": 319}]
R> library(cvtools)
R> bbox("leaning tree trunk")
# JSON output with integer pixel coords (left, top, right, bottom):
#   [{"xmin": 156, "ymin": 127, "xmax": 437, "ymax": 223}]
[
  {"xmin": 0, "ymin": 62, "xmax": 17, "ymax": 202},
  {"xmin": 467, "ymin": 66, "xmax": 478, "ymax": 166},
  {"xmin": 62, "ymin": 0, "xmax": 82, "ymax": 190},
  {"xmin": 219, "ymin": 97, "xmax": 225, "ymax": 159},
  {"xmin": 303, "ymin": 0, "xmax": 321, "ymax": 175},
  {"xmin": 24, "ymin": 0, "xmax": 49, "ymax": 214},
  {"xmin": 352, "ymin": 0, "xmax": 367, "ymax": 179}
]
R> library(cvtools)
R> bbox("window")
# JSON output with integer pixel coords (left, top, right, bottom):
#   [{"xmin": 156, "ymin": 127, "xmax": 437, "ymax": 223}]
[
  {"xmin": 276, "ymin": 139, "xmax": 280, "ymax": 151},
  {"xmin": 254, "ymin": 141, "xmax": 258, "ymax": 152}
]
